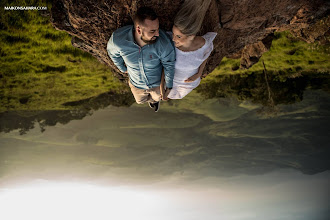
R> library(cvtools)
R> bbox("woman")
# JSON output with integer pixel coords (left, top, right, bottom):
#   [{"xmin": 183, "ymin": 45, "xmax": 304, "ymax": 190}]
[{"xmin": 161, "ymin": 0, "xmax": 217, "ymax": 100}]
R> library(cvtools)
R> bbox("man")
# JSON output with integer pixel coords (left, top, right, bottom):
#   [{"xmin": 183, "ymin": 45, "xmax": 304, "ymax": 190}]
[{"xmin": 107, "ymin": 7, "xmax": 175, "ymax": 112}]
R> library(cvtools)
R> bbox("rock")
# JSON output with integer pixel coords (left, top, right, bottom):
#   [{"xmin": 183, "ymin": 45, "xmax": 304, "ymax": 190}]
[
  {"xmin": 240, "ymin": 33, "xmax": 274, "ymax": 69},
  {"xmin": 290, "ymin": 15, "xmax": 330, "ymax": 44},
  {"xmin": 51, "ymin": 0, "xmax": 329, "ymax": 76}
]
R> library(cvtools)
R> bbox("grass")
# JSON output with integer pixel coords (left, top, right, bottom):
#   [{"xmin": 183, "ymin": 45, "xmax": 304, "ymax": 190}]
[
  {"xmin": 0, "ymin": 0, "xmax": 129, "ymax": 112},
  {"xmin": 198, "ymin": 24, "xmax": 330, "ymax": 108},
  {"xmin": 197, "ymin": 18, "xmax": 330, "ymax": 109},
  {"xmin": 204, "ymin": 29, "xmax": 330, "ymax": 83},
  {"xmin": 0, "ymin": 1, "xmax": 329, "ymax": 112}
]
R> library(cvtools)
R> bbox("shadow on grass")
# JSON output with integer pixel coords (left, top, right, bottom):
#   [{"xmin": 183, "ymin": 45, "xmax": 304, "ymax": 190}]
[
  {"xmin": 37, "ymin": 64, "xmax": 67, "ymax": 73},
  {"xmin": 198, "ymin": 72, "xmax": 330, "ymax": 107},
  {"xmin": 54, "ymin": 45, "xmax": 94, "ymax": 58},
  {"xmin": 4, "ymin": 34, "xmax": 30, "ymax": 44}
]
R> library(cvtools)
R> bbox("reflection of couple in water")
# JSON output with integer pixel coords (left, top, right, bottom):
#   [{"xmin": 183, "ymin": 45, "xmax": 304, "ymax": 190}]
[{"xmin": 107, "ymin": 0, "xmax": 216, "ymax": 112}]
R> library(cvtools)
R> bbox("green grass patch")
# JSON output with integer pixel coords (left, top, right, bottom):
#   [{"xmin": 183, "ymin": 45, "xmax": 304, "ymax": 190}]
[
  {"xmin": 1, "ymin": 1, "xmax": 329, "ymax": 112},
  {"xmin": 204, "ymin": 31, "xmax": 330, "ymax": 85},
  {"xmin": 0, "ymin": 0, "xmax": 129, "ymax": 112}
]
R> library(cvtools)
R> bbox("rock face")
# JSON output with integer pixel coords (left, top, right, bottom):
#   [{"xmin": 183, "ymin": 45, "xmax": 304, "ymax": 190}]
[
  {"xmin": 240, "ymin": 33, "xmax": 275, "ymax": 69},
  {"xmin": 51, "ymin": 0, "xmax": 329, "ymax": 78}
]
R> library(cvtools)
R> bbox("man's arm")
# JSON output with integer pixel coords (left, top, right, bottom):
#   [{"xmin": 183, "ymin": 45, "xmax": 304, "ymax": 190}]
[
  {"xmin": 107, "ymin": 33, "xmax": 127, "ymax": 73},
  {"xmin": 160, "ymin": 70, "xmax": 167, "ymax": 100},
  {"xmin": 160, "ymin": 42, "xmax": 175, "ymax": 89}
]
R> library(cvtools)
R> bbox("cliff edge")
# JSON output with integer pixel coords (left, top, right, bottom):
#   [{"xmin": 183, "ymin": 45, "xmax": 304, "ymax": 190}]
[{"xmin": 51, "ymin": 0, "xmax": 329, "ymax": 78}]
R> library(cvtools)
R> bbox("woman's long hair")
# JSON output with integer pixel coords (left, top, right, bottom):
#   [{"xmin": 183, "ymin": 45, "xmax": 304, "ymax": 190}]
[{"xmin": 174, "ymin": 0, "xmax": 212, "ymax": 36}]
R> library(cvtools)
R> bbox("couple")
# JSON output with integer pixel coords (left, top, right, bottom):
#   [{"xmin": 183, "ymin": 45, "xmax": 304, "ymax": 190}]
[{"xmin": 107, "ymin": 0, "xmax": 216, "ymax": 112}]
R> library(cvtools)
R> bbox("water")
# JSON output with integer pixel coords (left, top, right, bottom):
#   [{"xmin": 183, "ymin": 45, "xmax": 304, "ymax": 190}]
[{"xmin": 0, "ymin": 88, "xmax": 329, "ymax": 220}]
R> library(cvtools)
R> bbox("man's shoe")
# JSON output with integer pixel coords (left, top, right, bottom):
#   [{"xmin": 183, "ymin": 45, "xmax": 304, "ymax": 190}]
[
  {"xmin": 153, "ymin": 101, "xmax": 160, "ymax": 112},
  {"xmin": 148, "ymin": 102, "xmax": 155, "ymax": 109}
]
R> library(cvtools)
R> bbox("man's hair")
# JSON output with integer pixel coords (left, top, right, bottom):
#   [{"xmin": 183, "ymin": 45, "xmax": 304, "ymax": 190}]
[{"xmin": 133, "ymin": 7, "xmax": 158, "ymax": 26}]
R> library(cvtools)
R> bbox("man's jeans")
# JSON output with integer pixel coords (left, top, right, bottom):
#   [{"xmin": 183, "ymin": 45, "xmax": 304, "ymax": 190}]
[{"xmin": 129, "ymin": 81, "xmax": 161, "ymax": 104}]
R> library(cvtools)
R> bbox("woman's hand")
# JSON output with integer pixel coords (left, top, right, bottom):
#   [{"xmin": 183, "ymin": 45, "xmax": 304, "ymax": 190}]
[{"xmin": 184, "ymin": 73, "xmax": 201, "ymax": 83}]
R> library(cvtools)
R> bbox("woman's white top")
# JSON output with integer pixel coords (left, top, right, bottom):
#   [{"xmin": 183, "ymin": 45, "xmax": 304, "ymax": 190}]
[{"xmin": 167, "ymin": 32, "xmax": 217, "ymax": 99}]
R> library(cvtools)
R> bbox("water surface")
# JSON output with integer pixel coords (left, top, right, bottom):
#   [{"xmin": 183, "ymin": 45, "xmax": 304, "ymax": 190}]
[{"xmin": 0, "ymin": 89, "xmax": 329, "ymax": 220}]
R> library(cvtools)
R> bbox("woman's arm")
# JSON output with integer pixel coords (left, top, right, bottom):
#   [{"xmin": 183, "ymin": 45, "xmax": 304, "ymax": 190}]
[{"xmin": 184, "ymin": 59, "xmax": 208, "ymax": 83}]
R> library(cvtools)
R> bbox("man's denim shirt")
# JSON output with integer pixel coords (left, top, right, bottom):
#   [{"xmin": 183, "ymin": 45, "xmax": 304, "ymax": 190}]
[{"xmin": 107, "ymin": 25, "xmax": 176, "ymax": 89}]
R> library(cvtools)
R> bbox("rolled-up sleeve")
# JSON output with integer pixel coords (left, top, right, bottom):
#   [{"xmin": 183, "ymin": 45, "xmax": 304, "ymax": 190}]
[
  {"xmin": 107, "ymin": 33, "xmax": 127, "ymax": 73},
  {"xmin": 161, "ymin": 43, "xmax": 176, "ymax": 88}
]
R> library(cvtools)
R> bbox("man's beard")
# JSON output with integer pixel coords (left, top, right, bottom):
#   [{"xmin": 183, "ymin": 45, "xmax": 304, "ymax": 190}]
[{"xmin": 141, "ymin": 32, "xmax": 158, "ymax": 44}]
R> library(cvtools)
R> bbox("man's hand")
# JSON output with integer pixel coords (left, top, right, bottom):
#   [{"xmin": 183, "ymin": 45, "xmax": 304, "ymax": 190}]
[
  {"xmin": 184, "ymin": 73, "xmax": 201, "ymax": 83},
  {"xmin": 162, "ymin": 88, "xmax": 171, "ymax": 101},
  {"xmin": 121, "ymin": 71, "xmax": 128, "ymax": 77}
]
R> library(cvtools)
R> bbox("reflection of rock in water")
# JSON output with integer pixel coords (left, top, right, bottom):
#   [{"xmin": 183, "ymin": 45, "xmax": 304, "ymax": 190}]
[
  {"xmin": 0, "ymin": 91, "xmax": 134, "ymax": 134},
  {"xmin": 197, "ymin": 72, "xmax": 330, "ymax": 113},
  {"xmin": 94, "ymin": 91, "xmax": 330, "ymax": 177},
  {"xmin": 62, "ymin": 90, "xmax": 134, "ymax": 109},
  {"xmin": 0, "ymin": 91, "xmax": 329, "ymax": 182},
  {"xmin": 0, "ymin": 110, "xmax": 88, "ymax": 135}
]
